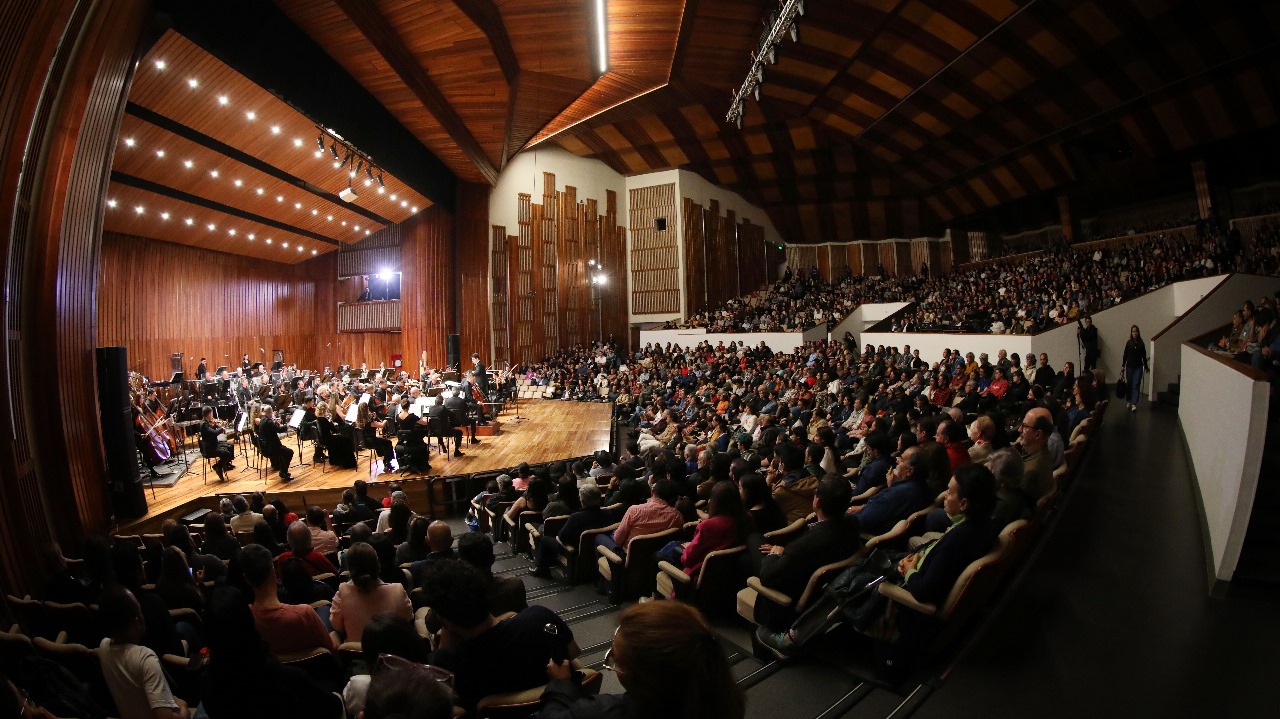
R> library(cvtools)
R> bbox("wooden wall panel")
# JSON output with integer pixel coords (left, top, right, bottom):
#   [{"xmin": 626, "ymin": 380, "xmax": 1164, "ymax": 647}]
[
  {"xmin": 555, "ymin": 184, "xmax": 584, "ymax": 350},
  {"xmin": 457, "ymin": 182, "xmax": 492, "ymax": 363},
  {"xmin": 600, "ymin": 192, "xmax": 628, "ymax": 348},
  {"xmin": 490, "ymin": 226, "xmax": 510, "ymax": 365},
  {"xmin": 862, "ymin": 244, "xmax": 878, "ymax": 276},
  {"xmin": 894, "ymin": 241, "xmax": 911, "ymax": 278},
  {"xmin": 877, "ymin": 242, "xmax": 896, "ymax": 276},
  {"xmin": 683, "ymin": 198, "xmax": 706, "ymax": 316},
  {"xmin": 398, "ymin": 205, "xmax": 455, "ymax": 367},
  {"xmin": 817, "ymin": 242, "xmax": 832, "ymax": 282},
  {"xmin": 513, "ymin": 196, "xmax": 535, "ymax": 364},
  {"xmin": 538, "ymin": 173, "xmax": 559, "ymax": 357},
  {"xmin": 738, "ymin": 219, "xmax": 766, "ymax": 294},
  {"xmin": 629, "ymin": 183, "xmax": 679, "ymax": 314}
]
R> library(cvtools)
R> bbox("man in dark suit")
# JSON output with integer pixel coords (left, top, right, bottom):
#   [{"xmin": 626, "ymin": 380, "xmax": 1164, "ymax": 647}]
[
  {"xmin": 428, "ymin": 394, "xmax": 465, "ymax": 457},
  {"xmin": 755, "ymin": 476, "xmax": 860, "ymax": 631},
  {"xmin": 199, "ymin": 406, "xmax": 234, "ymax": 481},
  {"xmin": 256, "ymin": 406, "xmax": 293, "ymax": 481},
  {"xmin": 529, "ymin": 485, "xmax": 614, "ymax": 577},
  {"xmin": 444, "ymin": 389, "xmax": 479, "ymax": 445},
  {"xmin": 470, "ymin": 353, "xmax": 488, "ymax": 396},
  {"xmin": 196, "ymin": 357, "xmax": 207, "ymax": 380}
]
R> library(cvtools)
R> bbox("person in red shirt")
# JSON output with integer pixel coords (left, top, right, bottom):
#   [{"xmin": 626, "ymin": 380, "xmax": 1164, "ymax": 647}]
[
  {"xmin": 596, "ymin": 480, "xmax": 683, "ymax": 557},
  {"xmin": 275, "ymin": 521, "xmax": 338, "ymax": 577},
  {"xmin": 935, "ymin": 419, "xmax": 972, "ymax": 473},
  {"xmin": 656, "ymin": 481, "xmax": 748, "ymax": 579},
  {"xmin": 242, "ymin": 544, "xmax": 336, "ymax": 656}
]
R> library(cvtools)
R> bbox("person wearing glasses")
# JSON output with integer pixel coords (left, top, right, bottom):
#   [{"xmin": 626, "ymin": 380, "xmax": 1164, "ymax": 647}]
[
  {"xmin": 1014, "ymin": 407, "xmax": 1055, "ymax": 504},
  {"xmin": 537, "ymin": 601, "xmax": 744, "ymax": 719}
]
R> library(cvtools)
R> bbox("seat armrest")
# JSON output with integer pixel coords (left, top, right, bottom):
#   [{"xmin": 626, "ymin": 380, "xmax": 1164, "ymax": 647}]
[
  {"xmin": 596, "ymin": 545, "xmax": 623, "ymax": 564},
  {"xmin": 745, "ymin": 576, "xmax": 792, "ymax": 607},
  {"xmin": 657, "ymin": 561, "xmax": 691, "ymax": 584},
  {"xmin": 877, "ymin": 582, "xmax": 936, "ymax": 615},
  {"xmin": 525, "ymin": 523, "xmax": 540, "ymax": 535}
]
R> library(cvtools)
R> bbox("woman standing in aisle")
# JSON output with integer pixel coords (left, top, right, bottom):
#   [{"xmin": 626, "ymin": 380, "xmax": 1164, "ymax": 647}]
[{"xmin": 1121, "ymin": 324, "xmax": 1148, "ymax": 413}]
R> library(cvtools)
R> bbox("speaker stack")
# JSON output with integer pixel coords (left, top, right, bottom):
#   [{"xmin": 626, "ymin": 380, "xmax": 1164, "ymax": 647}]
[
  {"xmin": 446, "ymin": 333, "xmax": 460, "ymax": 370},
  {"xmin": 96, "ymin": 346, "xmax": 148, "ymax": 521}
]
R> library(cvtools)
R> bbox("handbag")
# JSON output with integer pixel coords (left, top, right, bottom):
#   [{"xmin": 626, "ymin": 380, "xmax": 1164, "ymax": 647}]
[{"xmin": 1114, "ymin": 376, "xmax": 1128, "ymax": 398}]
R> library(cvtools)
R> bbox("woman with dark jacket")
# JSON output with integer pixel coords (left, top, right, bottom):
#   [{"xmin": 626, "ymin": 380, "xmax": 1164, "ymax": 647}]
[{"xmin": 1120, "ymin": 324, "xmax": 1148, "ymax": 412}]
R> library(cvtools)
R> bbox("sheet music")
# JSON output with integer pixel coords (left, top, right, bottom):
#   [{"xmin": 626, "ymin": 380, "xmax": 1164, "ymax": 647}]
[
  {"xmin": 412, "ymin": 398, "xmax": 430, "ymax": 416},
  {"xmin": 288, "ymin": 408, "xmax": 306, "ymax": 429},
  {"xmin": 237, "ymin": 412, "xmax": 249, "ymax": 433},
  {"xmin": 345, "ymin": 404, "xmax": 359, "ymax": 423}
]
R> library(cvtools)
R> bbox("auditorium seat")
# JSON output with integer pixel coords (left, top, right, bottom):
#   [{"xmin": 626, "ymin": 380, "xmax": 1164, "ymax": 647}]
[
  {"xmin": 655, "ymin": 544, "xmax": 746, "ymax": 615},
  {"xmin": 527, "ymin": 514, "xmax": 570, "ymax": 559},
  {"xmin": 596, "ymin": 527, "xmax": 681, "ymax": 603},
  {"xmin": 558, "ymin": 522, "xmax": 619, "ymax": 584},
  {"xmin": 473, "ymin": 664, "xmax": 601, "ymax": 719}
]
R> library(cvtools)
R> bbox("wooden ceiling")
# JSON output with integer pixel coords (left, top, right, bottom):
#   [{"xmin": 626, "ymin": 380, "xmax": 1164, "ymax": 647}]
[
  {"xmin": 106, "ymin": 30, "xmax": 431, "ymax": 263},
  {"xmin": 134, "ymin": 1, "xmax": 1280, "ymax": 248}
]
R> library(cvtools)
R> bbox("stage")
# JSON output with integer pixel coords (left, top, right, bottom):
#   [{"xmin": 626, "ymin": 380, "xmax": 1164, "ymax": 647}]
[{"xmin": 116, "ymin": 399, "xmax": 614, "ymax": 534}]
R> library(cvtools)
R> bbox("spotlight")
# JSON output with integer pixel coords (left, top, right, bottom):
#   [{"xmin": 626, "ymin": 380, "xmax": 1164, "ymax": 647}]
[
  {"xmin": 767, "ymin": 46, "xmax": 776, "ymax": 64},
  {"xmin": 330, "ymin": 142, "xmax": 340, "ymax": 160},
  {"xmin": 339, "ymin": 151, "xmax": 350, "ymax": 170},
  {"xmin": 789, "ymin": 22, "xmax": 797, "ymax": 42},
  {"xmin": 753, "ymin": 84, "xmax": 760, "ymax": 102},
  {"xmin": 377, "ymin": 171, "xmax": 384, "ymax": 188},
  {"xmin": 355, "ymin": 160, "xmax": 363, "ymax": 175},
  {"xmin": 366, "ymin": 166, "xmax": 375, "ymax": 181},
  {"xmin": 317, "ymin": 133, "xmax": 325, "ymax": 151}
]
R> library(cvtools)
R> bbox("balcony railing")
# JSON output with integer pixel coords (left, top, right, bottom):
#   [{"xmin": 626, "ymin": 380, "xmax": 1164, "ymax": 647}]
[{"xmin": 338, "ymin": 300, "xmax": 400, "ymax": 332}]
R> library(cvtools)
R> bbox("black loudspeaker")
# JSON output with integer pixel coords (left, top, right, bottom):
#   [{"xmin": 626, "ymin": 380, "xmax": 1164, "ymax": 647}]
[
  {"xmin": 96, "ymin": 346, "xmax": 147, "ymax": 521},
  {"xmin": 446, "ymin": 333, "xmax": 460, "ymax": 370},
  {"xmin": 655, "ymin": 217, "xmax": 667, "ymax": 231}
]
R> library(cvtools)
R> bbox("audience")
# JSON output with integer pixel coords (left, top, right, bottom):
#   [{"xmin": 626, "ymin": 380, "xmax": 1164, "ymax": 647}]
[
  {"xmin": 330, "ymin": 542, "xmax": 412, "ymax": 643},
  {"xmin": 240, "ymin": 543, "xmax": 336, "ymax": 656},
  {"xmin": 97, "ymin": 584, "xmax": 192, "ymax": 719}
]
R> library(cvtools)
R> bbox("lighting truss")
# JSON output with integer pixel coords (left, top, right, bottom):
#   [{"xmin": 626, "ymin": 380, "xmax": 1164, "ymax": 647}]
[
  {"xmin": 725, "ymin": 0, "xmax": 805, "ymax": 129},
  {"xmin": 316, "ymin": 126, "xmax": 385, "ymax": 193}
]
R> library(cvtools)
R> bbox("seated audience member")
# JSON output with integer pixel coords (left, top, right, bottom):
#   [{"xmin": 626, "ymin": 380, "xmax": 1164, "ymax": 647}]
[
  {"xmin": 306, "ymin": 505, "xmax": 340, "ymax": 555},
  {"xmin": 154, "ymin": 547, "xmax": 204, "ymax": 615},
  {"xmin": 201, "ymin": 514, "xmax": 240, "ymax": 561},
  {"xmin": 656, "ymin": 480, "xmax": 748, "ymax": 578},
  {"xmin": 756, "ymin": 477, "xmax": 860, "ymax": 631},
  {"xmin": 276, "ymin": 521, "xmax": 339, "ymax": 576},
  {"xmin": 543, "ymin": 476, "xmax": 583, "ymax": 519},
  {"xmin": 359, "ymin": 658, "xmax": 454, "ymax": 719},
  {"xmin": 241, "ymin": 544, "xmax": 335, "ymax": 656},
  {"xmin": 197, "ymin": 587, "xmax": 343, "ymax": 719},
  {"xmin": 395, "ymin": 515, "xmax": 433, "ymax": 565},
  {"xmin": 988, "ymin": 448, "xmax": 1033, "ymax": 529},
  {"xmin": 228, "ymin": 494, "xmax": 262, "ymax": 534},
  {"xmin": 354, "ymin": 479, "xmax": 384, "ymax": 515},
  {"xmin": 538, "ymin": 601, "xmax": 744, "ymax": 719},
  {"xmin": 935, "ymin": 419, "xmax": 971, "ymax": 472},
  {"xmin": 109, "ymin": 544, "xmax": 185, "ymax": 658},
  {"xmin": 40, "ymin": 542, "xmax": 92, "ymax": 605},
  {"xmin": 757, "ymin": 463, "xmax": 1000, "ymax": 673},
  {"xmin": 457, "ymin": 532, "xmax": 528, "ymax": 617},
  {"xmin": 251, "ymin": 519, "xmax": 283, "ymax": 557},
  {"xmin": 331, "ymin": 542, "xmax": 413, "ymax": 643},
  {"xmin": 849, "ymin": 433, "xmax": 892, "ymax": 501},
  {"xmin": 278, "ymin": 556, "xmax": 336, "ymax": 606},
  {"xmin": 375, "ymin": 494, "xmax": 414, "ymax": 538},
  {"xmin": 425, "ymin": 560, "xmax": 579, "ymax": 713},
  {"xmin": 333, "ymin": 488, "xmax": 376, "ymax": 528},
  {"xmin": 740, "ymin": 472, "xmax": 787, "ymax": 538},
  {"xmin": 409, "ymin": 521, "xmax": 458, "ymax": 585},
  {"xmin": 1016, "ymin": 407, "xmax": 1056, "ymax": 503},
  {"xmin": 342, "ymin": 612, "xmax": 434, "ymax": 718},
  {"xmin": 768, "ymin": 445, "xmax": 818, "ymax": 523},
  {"xmin": 848, "ymin": 446, "xmax": 933, "ymax": 537},
  {"xmin": 531, "ymin": 484, "xmax": 614, "ymax": 577},
  {"xmin": 97, "ymin": 585, "xmax": 192, "ymax": 719},
  {"xmin": 596, "ymin": 479, "xmax": 683, "ymax": 557},
  {"xmin": 505, "ymin": 475, "xmax": 553, "ymax": 523},
  {"xmin": 967, "ymin": 416, "xmax": 996, "ymax": 464}
]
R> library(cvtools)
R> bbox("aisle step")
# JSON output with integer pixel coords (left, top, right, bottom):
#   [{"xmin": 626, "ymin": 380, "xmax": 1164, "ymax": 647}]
[{"xmin": 743, "ymin": 661, "xmax": 862, "ymax": 719}]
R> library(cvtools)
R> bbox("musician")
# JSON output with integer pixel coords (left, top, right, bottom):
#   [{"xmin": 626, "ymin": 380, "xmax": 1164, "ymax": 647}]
[
  {"xmin": 241, "ymin": 353, "xmax": 251, "ymax": 372},
  {"xmin": 197, "ymin": 357, "xmax": 208, "ymax": 380},
  {"xmin": 470, "ymin": 353, "xmax": 489, "ymax": 396},
  {"xmin": 463, "ymin": 370, "xmax": 490, "ymax": 424},
  {"xmin": 314, "ymin": 388, "xmax": 357, "ymax": 469},
  {"xmin": 299, "ymin": 395, "xmax": 324, "ymax": 463},
  {"xmin": 444, "ymin": 388, "xmax": 480, "ymax": 446},
  {"xmin": 394, "ymin": 399, "xmax": 432, "ymax": 471},
  {"xmin": 356, "ymin": 396, "xmax": 394, "ymax": 474},
  {"xmin": 427, "ymin": 394, "xmax": 464, "ymax": 457},
  {"xmin": 256, "ymin": 406, "xmax": 294, "ymax": 481},
  {"xmin": 199, "ymin": 406, "xmax": 235, "ymax": 481}
]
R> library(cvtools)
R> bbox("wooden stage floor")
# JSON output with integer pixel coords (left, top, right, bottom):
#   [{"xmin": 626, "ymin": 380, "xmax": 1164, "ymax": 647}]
[{"xmin": 117, "ymin": 400, "xmax": 613, "ymax": 533}]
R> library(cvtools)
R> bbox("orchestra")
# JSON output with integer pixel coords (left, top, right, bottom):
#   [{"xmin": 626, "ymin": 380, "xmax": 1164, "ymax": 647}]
[{"xmin": 126, "ymin": 350, "xmax": 510, "ymax": 486}]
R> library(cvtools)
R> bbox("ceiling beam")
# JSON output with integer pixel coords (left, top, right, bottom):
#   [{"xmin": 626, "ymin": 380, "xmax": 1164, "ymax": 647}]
[
  {"xmin": 111, "ymin": 172, "xmax": 343, "ymax": 246},
  {"xmin": 451, "ymin": 0, "xmax": 520, "ymax": 86},
  {"xmin": 333, "ymin": 0, "xmax": 500, "ymax": 185}
]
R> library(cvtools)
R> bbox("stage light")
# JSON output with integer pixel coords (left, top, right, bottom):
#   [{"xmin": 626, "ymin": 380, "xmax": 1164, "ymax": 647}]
[
  {"xmin": 595, "ymin": 0, "xmax": 609, "ymax": 74},
  {"xmin": 245, "ymin": 111, "xmax": 256, "ymax": 120},
  {"xmin": 187, "ymin": 78, "xmax": 198, "ymax": 88},
  {"xmin": 317, "ymin": 133, "xmax": 325, "ymax": 151},
  {"xmin": 377, "ymin": 171, "xmax": 384, "ymax": 188},
  {"xmin": 154, "ymin": 60, "xmax": 166, "ymax": 70},
  {"xmin": 377, "ymin": 269, "xmax": 392, "ymax": 281},
  {"xmin": 217, "ymin": 95, "xmax": 229, "ymax": 105},
  {"xmin": 330, "ymin": 142, "xmax": 340, "ymax": 160},
  {"xmin": 124, "ymin": 137, "xmax": 135, "ymax": 147},
  {"xmin": 107, "ymin": 199, "xmax": 117, "ymax": 208}
]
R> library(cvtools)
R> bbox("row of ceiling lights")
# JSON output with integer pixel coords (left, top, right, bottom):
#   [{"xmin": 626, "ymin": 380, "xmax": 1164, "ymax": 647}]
[
  {"xmin": 149, "ymin": 58, "xmax": 418, "ymax": 214},
  {"xmin": 105, "ymin": 197, "xmax": 319, "ymax": 255}
]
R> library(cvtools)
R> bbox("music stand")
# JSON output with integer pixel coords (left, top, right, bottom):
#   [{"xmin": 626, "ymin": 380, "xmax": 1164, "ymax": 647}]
[
  {"xmin": 273, "ymin": 394, "xmax": 292, "ymax": 410},
  {"xmin": 169, "ymin": 372, "xmax": 184, "ymax": 384},
  {"xmin": 288, "ymin": 408, "xmax": 310, "ymax": 468},
  {"xmin": 271, "ymin": 361, "xmax": 284, "ymax": 371},
  {"xmin": 215, "ymin": 365, "xmax": 228, "ymax": 374}
]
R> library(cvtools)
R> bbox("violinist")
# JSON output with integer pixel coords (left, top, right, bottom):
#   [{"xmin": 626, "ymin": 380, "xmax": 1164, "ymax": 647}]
[
  {"xmin": 444, "ymin": 388, "xmax": 480, "ymax": 446},
  {"xmin": 356, "ymin": 391, "xmax": 394, "ymax": 474},
  {"xmin": 257, "ymin": 406, "xmax": 294, "ymax": 482},
  {"xmin": 199, "ymin": 406, "xmax": 235, "ymax": 481},
  {"xmin": 315, "ymin": 387, "xmax": 357, "ymax": 469},
  {"xmin": 299, "ymin": 395, "xmax": 323, "ymax": 463}
]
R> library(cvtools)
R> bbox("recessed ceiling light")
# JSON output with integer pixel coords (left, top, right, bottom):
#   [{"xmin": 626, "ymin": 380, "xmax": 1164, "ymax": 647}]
[
  {"xmin": 282, "ymin": 242, "xmax": 288, "ymax": 248},
  {"xmin": 349, "ymin": 171, "xmax": 356, "ymax": 178},
  {"xmin": 297, "ymin": 246, "xmax": 303, "ymax": 252},
  {"xmin": 377, "ymin": 187, "xmax": 385, "ymax": 194},
  {"xmin": 248, "ymin": 233, "xmax": 255, "ymax": 240},
  {"xmin": 266, "ymin": 238, "xmax": 272, "ymax": 244},
  {"xmin": 245, "ymin": 111, "xmax": 256, "ymax": 121},
  {"xmin": 229, "ymin": 229, "xmax": 237, "ymax": 236},
  {"xmin": 365, "ymin": 230, "xmax": 370, "ymax": 235},
  {"xmin": 312, "ymin": 250, "xmax": 317, "ymax": 255},
  {"xmin": 154, "ymin": 60, "xmax": 166, "ymax": 70},
  {"xmin": 233, "ymin": 179, "xmax": 242, "ymax": 187},
  {"xmin": 155, "ymin": 149, "xmax": 164, "ymax": 157},
  {"xmin": 294, "ymin": 202, "xmax": 302, "ymax": 209},
  {"xmin": 332, "ymin": 161, "xmax": 340, "ymax": 168},
  {"xmin": 185, "ymin": 217, "xmax": 194, "ymax": 225},
  {"xmin": 411, "ymin": 206, "xmax": 417, "ymax": 212},
  {"xmin": 273, "ymin": 127, "xmax": 283, "ymax": 135},
  {"xmin": 187, "ymin": 78, "xmax": 198, "ymax": 88},
  {"xmin": 123, "ymin": 138, "xmax": 135, "ymax": 147},
  {"xmin": 390, "ymin": 194, "xmax": 397, "ymax": 201},
  {"xmin": 354, "ymin": 225, "xmax": 360, "ymax": 231},
  {"xmin": 277, "ymin": 196, "xmax": 284, "ymax": 202},
  {"xmin": 256, "ymin": 188, "xmax": 264, "ymax": 195},
  {"xmin": 341, "ymin": 221, "xmax": 347, "ymax": 226},
  {"xmin": 107, "ymin": 199, "xmax": 117, "ymax": 208},
  {"xmin": 134, "ymin": 205, "xmax": 144, "ymax": 214},
  {"xmin": 210, "ymin": 170, "xmax": 219, "ymax": 178},
  {"xmin": 217, "ymin": 95, "xmax": 229, "ymax": 105},
  {"xmin": 207, "ymin": 223, "xmax": 216, "ymax": 231},
  {"xmin": 183, "ymin": 160, "xmax": 193, "ymax": 168},
  {"xmin": 326, "ymin": 215, "xmax": 333, "ymax": 221},
  {"xmin": 160, "ymin": 212, "xmax": 170, "ymax": 220},
  {"xmin": 311, "ymin": 209, "xmax": 317, "ymax": 215},
  {"xmin": 314, "ymin": 150, "xmax": 323, "ymax": 158},
  {"xmin": 401, "ymin": 201, "xmax": 408, "ymax": 207}
]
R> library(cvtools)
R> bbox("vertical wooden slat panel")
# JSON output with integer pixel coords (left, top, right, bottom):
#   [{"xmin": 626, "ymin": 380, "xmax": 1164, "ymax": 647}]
[
  {"xmin": 456, "ymin": 181, "xmax": 492, "ymax": 363},
  {"xmin": 600, "ymin": 191, "xmax": 627, "ymax": 348},
  {"xmin": 862, "ymin": 244, "xmax": 878, "ymax": 276},
  {"xmin": 539, "ymin": 173, "xmax": 558, "ymax": 357},
  {"xmin": 628, "ymin": 183, "xmax": 679, "ymax": 314},
  {"xmin": 398, "ymin": 205, "xmax": 455, "ymax": 368},
  {"xmin": 556, "ymin": 184, "xmax": 582, "ymax": 349},
  {"xmin": 737, "ymin": 218, "xmax": 765, "ymax": 294},
  {"xmin": 895, "ymin": 241, "xmax": 911, "ymax": 277},
  {"xmin": 490, "ymin": 225, "xmax": 509, "ymax": 364},
  {"xmin": 682, "ymin": 198, "xmax": 705, "ymax": 317},
  {"xmin": 817, "ymin": 242, "xmax": 832, "ymax": 282}
]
